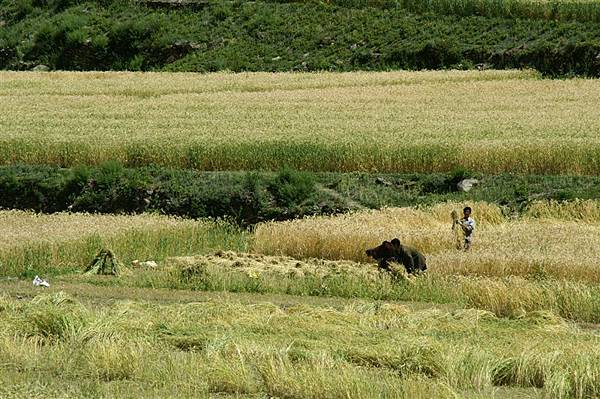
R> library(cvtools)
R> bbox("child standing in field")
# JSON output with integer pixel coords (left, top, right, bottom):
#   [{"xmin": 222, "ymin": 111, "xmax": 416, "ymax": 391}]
[{"xmin": 457, "ymin": 206, "xmax": 475, "ymax": 251}]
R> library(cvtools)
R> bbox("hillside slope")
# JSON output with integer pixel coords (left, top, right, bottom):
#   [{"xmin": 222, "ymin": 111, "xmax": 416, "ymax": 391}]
[{"xmin": 1, "ymin": 0, "xmax": 600, "ymax": 75}]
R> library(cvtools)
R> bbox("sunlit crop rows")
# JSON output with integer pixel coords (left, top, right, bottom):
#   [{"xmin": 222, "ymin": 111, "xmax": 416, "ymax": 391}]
[
  {"xmin": 2, "ymin": 70, "xmax": 600, "ymax": 173},
  {"xmin": 0, "ymin": 211, "xmax": 193, "ymax": 251},
  {"xmin": 253, "ymin": 200, "xmax": 600, "ymax": 283}
]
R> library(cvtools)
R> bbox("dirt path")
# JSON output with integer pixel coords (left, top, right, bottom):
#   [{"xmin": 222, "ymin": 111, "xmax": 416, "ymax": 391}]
[
  {"xmin": 3, "ymin": 278, "xmax": 598, "ymax": 334},
  {"xmin": 0, "ymin": 277, "xmax": 448, "ymax": 311}
]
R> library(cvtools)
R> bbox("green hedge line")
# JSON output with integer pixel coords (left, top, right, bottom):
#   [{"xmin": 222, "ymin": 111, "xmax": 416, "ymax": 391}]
[
  {"xmin": 1, "ymin": 1, "xmax": 600, "ymax": 75},
  {"xmin": 2, "ymin": 164, "xmax": 600, "ymax": 225},
  {"xmin": 0, "ymin": 164, "xmax": 332, "ymax": 225}
]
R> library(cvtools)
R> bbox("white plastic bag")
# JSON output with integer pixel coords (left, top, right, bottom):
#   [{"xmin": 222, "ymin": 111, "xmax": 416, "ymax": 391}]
[{"xmin": 33, "ymin": 275, "xmax": 50, "ymax": 288}]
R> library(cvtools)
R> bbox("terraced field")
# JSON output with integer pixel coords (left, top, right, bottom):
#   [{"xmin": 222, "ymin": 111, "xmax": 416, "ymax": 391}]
[
  {"xmin": 1, "ymin": 202, "xmax": 599, "ymax": 397},
  {"xmin": 2, "ymin": 68, "xmax": 600, "ymax": 397},
  {"xmin": 141, "ymin": 0, "xmax": 600, "ymax": 22}
]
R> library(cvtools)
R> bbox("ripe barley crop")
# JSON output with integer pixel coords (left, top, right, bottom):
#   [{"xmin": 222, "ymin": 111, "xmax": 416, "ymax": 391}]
[
  {"xmin": 253, "ymin": 201, "xmax": 600, "ymax": 283},
  {"xmin": 524, "ymin": 199, "xmax": 600, "ymax": 220},
  {"xmin": 2, "ymin": 70, "xmax": 600, "ymax": 174},
  {"xmin": 0, "ymin": 210, "xmax": 247, "ymax": 276}
]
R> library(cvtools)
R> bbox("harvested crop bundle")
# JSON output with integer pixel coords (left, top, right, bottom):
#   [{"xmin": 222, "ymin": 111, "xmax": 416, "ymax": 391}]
[{"xmin": 85, "ymin": 249, "xmax": 131, "ymax": 276}]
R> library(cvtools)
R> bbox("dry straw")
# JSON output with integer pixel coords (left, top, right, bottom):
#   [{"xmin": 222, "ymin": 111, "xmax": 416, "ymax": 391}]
[
  {"xmin": 253, "ymin": 200, "xmax": 600, "ymax": 283},
  {"xmin": 169, "ymin": 250, "xmax": 381, "ymax": 281},
  {"xmin": 0, "ymin": 292, "xmax": 599, "ymax": 398}
]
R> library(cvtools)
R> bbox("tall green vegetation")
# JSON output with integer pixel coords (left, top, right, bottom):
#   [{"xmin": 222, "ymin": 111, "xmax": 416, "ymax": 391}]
[
  {"xmin": 267, "ymin": 0, "xmax": 600, "ymax": 22},
  {"xmin": 2, "ymin": 0, "xmax": 600, "ymax": 74},
  {"xmin": 0, "ymin": 164, "xmax": 323, "ymax": 224},
  {"xmin": 4, "ymin": 165, "xmax": 600, "ymax": 224}
]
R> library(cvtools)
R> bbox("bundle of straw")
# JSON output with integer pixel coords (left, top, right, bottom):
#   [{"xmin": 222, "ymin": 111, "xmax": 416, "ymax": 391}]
[
  {"xmin": 85, "ymin": 248, "xmax": 131, "ymax": 276},
  {"xmin": 451, "ymin": 210, "xmax": 463, "ymax": 250}
]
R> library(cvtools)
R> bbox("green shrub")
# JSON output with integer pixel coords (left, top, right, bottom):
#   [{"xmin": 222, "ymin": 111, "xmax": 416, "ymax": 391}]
[
  {"xmin": 0, "ymin": 165, "xmax": 322, "ymax": 224},
  {"xmin": 268, "ymin": 166, "xmax": 316, "ymax": 208},
  {"xmin": 1, "ymin": 0, "xmax": 35, "ymax": 23}
]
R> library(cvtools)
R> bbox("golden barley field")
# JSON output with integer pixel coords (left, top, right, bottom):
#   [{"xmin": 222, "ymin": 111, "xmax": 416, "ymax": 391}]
[
  {"xmin": 2, "ymin": 70, "xmax": 600, "ymax": 173},
  {"xmin": 3, "ymin": 68, "xmax": 600, "ymax": 397},
  {"xmin": 253, "ymin": 200, "xmax": 600, "ymax": 283}
]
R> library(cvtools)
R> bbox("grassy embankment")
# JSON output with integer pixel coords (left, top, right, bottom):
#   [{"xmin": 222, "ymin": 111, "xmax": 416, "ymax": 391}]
[
  {"xmin": 2, "ymin": 0, "xmax": 600, "ymax": 74},
  {"xmin": 4, "ymin": 164, "xmax": 600, "ymax": 224},
  {"xmin": 2, "ymin": 70, "xmax": 600, "ymax": 174}
]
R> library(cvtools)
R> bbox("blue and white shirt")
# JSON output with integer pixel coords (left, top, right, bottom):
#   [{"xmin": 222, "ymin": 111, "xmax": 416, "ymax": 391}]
[{"xmin": 460, "ymin": 217, "xmax": 475, "ymax": 239}]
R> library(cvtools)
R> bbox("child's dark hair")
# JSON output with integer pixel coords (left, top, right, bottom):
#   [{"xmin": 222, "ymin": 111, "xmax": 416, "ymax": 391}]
[{"xmin": 463, "ymin": 206, "xmax": 472, "ymax": 213}]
